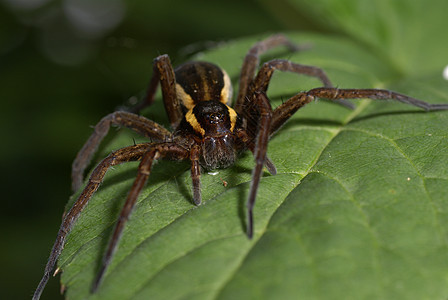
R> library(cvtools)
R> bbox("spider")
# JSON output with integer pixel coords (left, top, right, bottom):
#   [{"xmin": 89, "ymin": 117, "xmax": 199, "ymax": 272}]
[{"xmin": 33, "ymin": 34, "xmax": 448, "ymax": 299}]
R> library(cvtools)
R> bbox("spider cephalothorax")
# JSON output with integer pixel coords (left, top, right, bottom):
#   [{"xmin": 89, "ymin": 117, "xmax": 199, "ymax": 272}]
[
  {"xmin": 180, "ymin": 100, "xmax": 242, "ymax": 168},
  {"xmin": 33, "ymin": 34, "xmax": 448, "ymax": 300}
]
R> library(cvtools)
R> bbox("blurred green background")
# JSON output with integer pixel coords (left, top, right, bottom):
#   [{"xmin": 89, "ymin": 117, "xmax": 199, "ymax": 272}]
[{"xmin": 0, "ymin": 1, "xmax": 316, "ymax": 299}]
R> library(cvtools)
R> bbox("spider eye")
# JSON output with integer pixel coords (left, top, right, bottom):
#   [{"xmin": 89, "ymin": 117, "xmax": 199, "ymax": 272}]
[
  {"xmin": 207, "ymin": 112, "xmax": 223, "ymax": 123},
  {"xmin": 189, "ymin": 100, "xmax": 237, "ymax": 136}
]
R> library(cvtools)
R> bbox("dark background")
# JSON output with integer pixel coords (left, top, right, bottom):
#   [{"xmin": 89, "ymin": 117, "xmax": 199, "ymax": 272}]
[{"xmin": 0, "ymin": 1, "xmax": 325, "ymax": 299}]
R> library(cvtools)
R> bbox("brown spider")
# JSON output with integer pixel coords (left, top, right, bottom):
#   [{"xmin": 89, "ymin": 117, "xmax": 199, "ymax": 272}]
[{"xmin": 33, "ymin": 34, "xmax": 448, "ymax": 299}]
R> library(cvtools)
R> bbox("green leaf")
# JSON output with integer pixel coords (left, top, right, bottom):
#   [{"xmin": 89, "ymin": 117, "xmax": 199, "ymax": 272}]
[
  {"xmin": 265, "ymin": 0, "xmax": 448, "ymax": 75},
  {"xmin": 58, "ymin": 31, "xmax": 448, "ymax": 300}
]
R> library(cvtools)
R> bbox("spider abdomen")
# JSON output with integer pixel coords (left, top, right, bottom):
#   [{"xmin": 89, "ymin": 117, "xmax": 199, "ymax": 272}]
[{"xmin": 174, "ymin": 61, "xmax": 233, "ymax": 110}]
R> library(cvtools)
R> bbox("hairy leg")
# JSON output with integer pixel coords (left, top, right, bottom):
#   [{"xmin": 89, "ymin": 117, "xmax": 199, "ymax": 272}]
[
  {"xmin": 33, "ymin": 143, "xmax": 153, "ymax": 300},
  {"xmin": 190, "ymin": 145, "xmax": 202, "ymax": 205},
  {"xmin": 270, "ymin": 87, "xmax": 448, "ymax": 136},
  {"xmin": 130, "ymin": 55, "xmax": 183, "ymax": 128},
  {"xmin": 236, "ymin": 34, "xmax": 305, "ymax": 113},
  {"xmin": 72, "ymin": 112, "xmax": 171, "ymax": 191},
  {"xmin": 91, "ymin": 142, "xmax": 189, "ymax": 291},
  {"xmin": 252, "ymin": 59, "xmax": 333, "ymax": 93},
  {"xmin": 245, "ymin": 91, "xmax": 273, "ymax": 238}
]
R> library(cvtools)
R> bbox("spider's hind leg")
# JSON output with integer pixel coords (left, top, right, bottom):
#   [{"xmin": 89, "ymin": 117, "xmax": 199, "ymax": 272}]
[
  {"xmin": 236, "ymin": 34, "xmax": 354, "ymax": 112},
  {"xmin": 129, "ymin": 55, "xmax": 183, "ymax": 127},
  {"xmin": 236, "ymin": 34, "xmax": 305, "ymax": 113},
  {"xmin": 73, "ymin": 54, "xmax": 184, "ymax": 192},
  {"xmin": 250, "ymin": 59, "xmax": 355, "ymax": 110},
  {"xmin": 252, "ymin": 59, "xmax": 333, "ymax": 92}
]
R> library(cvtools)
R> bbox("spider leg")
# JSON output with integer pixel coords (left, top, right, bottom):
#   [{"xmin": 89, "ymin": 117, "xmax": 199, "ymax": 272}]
[
  {"xmin": 72, "ymin": 112, "xmax": 171, "ymax": 192},
  {"xmin": 246, "ymin": 91, "xmax": 273, "ymax": 238},
  {"xmin": 91, "ymin": 143, "xmax": 189, "ymax": 292},
  {"xmin": 73, "ymin": 55, "xmax": 183, "ymax": 192},
  {"xmin": 131, "ymin": 55, "xmax": 183, "ymax": 128},
  {"xmin": 270, "ymin": 87, "xmax": 448, "ymax": 136},
  {"xmin": 252, "ymin": 59, "xmax": 333, "ymax": 92},
  {"xmin": 307, "ymin": 87, "xmax": 448, "ymax": 111},
  {"xmin": 237, "ymin": 129, "xmax": 277, "ymax": 175},
  {"xmin": 263, "ymin": 156, "xmax": 277, "ymax": 175},
  {"xmin": 247, "ymin": 141, "xmax": 277, "ymax": 175},
  {"xmin": 236, "ymin": 34, "xmax": 305, "ymax": 113},
  {"xmin": 128, "ymin": 58, "xmax": 161, "ymax": 113},
  {"xmin": 236, "ymin": 34, "xmax": 354, "ymax": 113},
  {"xmin": 190, "ymin": 145, "xmax": 202, "ymax": 205},
  {"xmin": 245, "ymin": 58, "xmax": 354, "ymax": 111},
  {"xmin": 33, "ymin": 143, "xmax": 153, "ymax": 300},
  {"xmin": 270, "ymin": 92, "xmax": 314, "ymax": 136}
]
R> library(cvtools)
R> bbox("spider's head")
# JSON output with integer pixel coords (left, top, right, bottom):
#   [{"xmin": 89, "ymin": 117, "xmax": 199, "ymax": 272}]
[
  {"xmin": 181, "ymin": 100, "xmax": 241, "ymax": 169},
  {"xmin": 185, "ymin": 100, "xmax": 238, "ymax": 137}
]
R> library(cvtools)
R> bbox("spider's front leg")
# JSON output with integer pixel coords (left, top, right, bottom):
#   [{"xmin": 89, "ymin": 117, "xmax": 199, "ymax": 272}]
[
  {"xmin": 269, "ymin": 87, "xmax": 448, "ymax": 136},
  {"xmin": 190, "ymin": 144, "xmax": 202, "ymax": 205},
  {"xmin": 92, "ymin": 143, "xmax": 189, "ymax": 292},
  {"xmin": 33, "ymin": 143, "xmax": 154, "ymax": 300},
  {"xmin": 307, "ymin": 87, "xmax": 448, "ymax": 111},
  {"xmin": 245, "ymin": 91, "xmax": 273, "ymax": 238}
]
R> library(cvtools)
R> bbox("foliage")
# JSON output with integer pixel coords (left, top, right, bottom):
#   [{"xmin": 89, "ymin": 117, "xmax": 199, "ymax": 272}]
[{"xmin": 60, "ymin": 27, "xmax": 448, "ymax": 300}]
